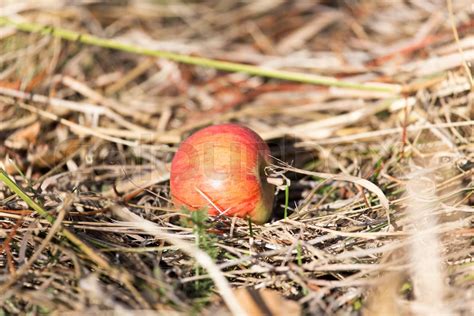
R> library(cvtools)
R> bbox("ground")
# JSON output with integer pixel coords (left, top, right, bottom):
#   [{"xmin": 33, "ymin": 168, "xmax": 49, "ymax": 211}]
[{"xmin": 0, "ymin": 1, "xmax": 473, "ymax": 315}]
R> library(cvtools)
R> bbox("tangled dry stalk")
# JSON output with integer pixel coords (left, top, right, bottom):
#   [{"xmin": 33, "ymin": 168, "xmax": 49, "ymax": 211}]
[{"xmin": 0, "ymin": 1, "xmax": 472, "ymax": 315}]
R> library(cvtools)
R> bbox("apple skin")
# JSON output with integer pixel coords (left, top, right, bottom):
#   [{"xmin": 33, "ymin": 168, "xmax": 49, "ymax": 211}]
[{"xmin": 170, "ymin": 123, "xmax": 274, "ymax": 224}]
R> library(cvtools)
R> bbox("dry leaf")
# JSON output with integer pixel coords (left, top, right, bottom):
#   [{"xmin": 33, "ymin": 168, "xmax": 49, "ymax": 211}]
[
  {"xmin": 29, "ymin": 138, "xmax": 82, "ymax": 167},
  {"xmin": 208, "ymin": 288, "xmax": 301, "ymax": 316},
  {"xmin": 5, "ymin": 121, "xmax": 41, "ymax": 149}
]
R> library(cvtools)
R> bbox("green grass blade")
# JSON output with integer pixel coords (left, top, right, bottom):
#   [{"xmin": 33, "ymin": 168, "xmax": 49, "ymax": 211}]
[{"xmin": 0, "ymin": 169, "xmax": 55, "ymax": 223}]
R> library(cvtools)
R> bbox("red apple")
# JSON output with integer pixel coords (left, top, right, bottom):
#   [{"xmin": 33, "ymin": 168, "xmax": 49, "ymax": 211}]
[{"xmin": 170, "ymin": 123, "xmax": 274, "ymax": 224}]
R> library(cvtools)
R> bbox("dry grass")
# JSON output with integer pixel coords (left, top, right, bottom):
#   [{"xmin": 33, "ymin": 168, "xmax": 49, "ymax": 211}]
[{"xmin": 0, "ymin": 1, "xmax": 473, "ymax": 315}]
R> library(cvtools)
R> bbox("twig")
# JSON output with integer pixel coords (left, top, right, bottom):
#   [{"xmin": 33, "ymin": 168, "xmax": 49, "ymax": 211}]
[
  {"xmin": 446, "ymin": 0, "xmax": 474, "ymax": 88},
  {"xmin": 298, "ymin": 120, "xmax": 474, "ymax": 145},
  {"xmin": 278, "ymin": 165, "xmax": 390, "ymax": 212},
  {"xmin": 0, "ymin": 169, "xmax": 150, "ymax": 308},
  {"xmin": 0, "ymin": 200, "xmax": 68, "ymax": 293},
  {"xmin": 111, "ymin": 205, "xmax": 249, "ymax": 316}
]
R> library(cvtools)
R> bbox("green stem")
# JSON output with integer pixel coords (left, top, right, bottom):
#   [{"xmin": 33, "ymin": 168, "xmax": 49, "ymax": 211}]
[
  {"xmin": 247, "ymin": 216, "xmax": 254, "ymax": 238},
  {"xmin": 0, "ymin": 17, "xmax": 400, "ymax": 93},
  {"xmin": 284, "ymin": 185, "xmax": 289, "ymax": 219},
  {"xmin": 0, "ymin": 169, "xmax": 110, "ymax": 269},
  {"xmin": 297, "ymin": 241, "xmax": 303, "ymax": 266},
  {"xmin": 0, "ymin": 169, "xmax": 55, "ymax": 224}
]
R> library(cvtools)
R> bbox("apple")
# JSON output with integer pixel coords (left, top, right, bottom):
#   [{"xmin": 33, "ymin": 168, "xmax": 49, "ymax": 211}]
[{"xmin": 170, "ymin": 123, "xmax": 274, "ymax": 224}]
